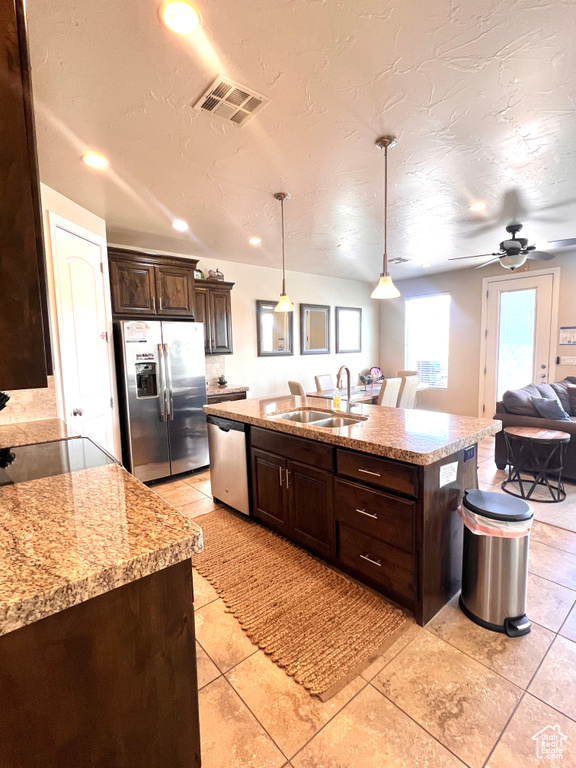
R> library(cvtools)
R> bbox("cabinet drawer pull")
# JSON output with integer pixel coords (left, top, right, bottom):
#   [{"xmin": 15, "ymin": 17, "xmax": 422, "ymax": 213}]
[
  {"xmin": 357, "ymin": 508, "xmax": 378, "ymax": 519},
  {"xmin": 360, "ymin": 554, "xmax": 382, "ymax": 568},
  {"xmin": 358, "ymin": 468, "xmax": 381, "ymax": 477},
  {"xmin": 159, "ymin": 296, "xmax": 163, "ymax": 311},
  {"xmin": 278, "ymin": 467, "xmax": 283, "ymax": 486},
  {"xmin": 285, "ymin": 469, "xmax": 290, "ymax": 489},
  {"xmin": 152, "ymin": 296, "xmax": 156, "ymax": 312}
]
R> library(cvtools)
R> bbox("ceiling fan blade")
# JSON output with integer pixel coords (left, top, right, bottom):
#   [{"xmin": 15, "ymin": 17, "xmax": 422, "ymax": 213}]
[
  {"xmin": 475, "ymin": 257, "xmax": 501, "ymax": 269},
  {"xmin": 543, "ymin": 238, "xmax": 576, "ymax": 250},
  {"xmin": 526, "ymin": 250, "xmax": 555, "ymax": 261},
  {"xmin": 448, "ymin": 253, "xmax": 497, "ymax": 261}
]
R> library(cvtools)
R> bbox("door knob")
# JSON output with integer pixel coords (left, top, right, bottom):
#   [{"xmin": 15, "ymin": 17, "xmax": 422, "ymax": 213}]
[
  {"xmin": 541, "ymin": 364, "xmax": 547, "ymax": 369},
  {"xmin": 72, "ymin": 408, "xmax": 84, "ymax": 416}
]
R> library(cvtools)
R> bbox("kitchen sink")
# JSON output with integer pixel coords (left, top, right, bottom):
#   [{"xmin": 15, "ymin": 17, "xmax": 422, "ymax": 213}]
[
  {"xmin": 275, "ymin": 409, "xmax": 367, "ymax": 428},
  {"xmin": 312, "ymin": 415, "xmax": 367, "ymax": 428},
  {"xmin": 276, "ymin": 410, "xmax": 333, "ymax": 423}
]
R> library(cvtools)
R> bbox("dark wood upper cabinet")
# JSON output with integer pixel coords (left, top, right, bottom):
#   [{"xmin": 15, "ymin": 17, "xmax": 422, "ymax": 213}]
[
  {"xmin": 108, "ymin": 248, "xmax": 197, "ymax": 319},
  {"xmin": 155, "ymin": 265, "xmax": 194, "ymax": 316},
  {"xmin": 109, "ymin": 260, "xmax": 156, "ymax": 315},
  {"xmin": 194, "ymin": 282, "xmax": 234, "ymax": 355},
  {"xmin": 0, "ymin": 0, "xmax": 51, "ymax": 390}
]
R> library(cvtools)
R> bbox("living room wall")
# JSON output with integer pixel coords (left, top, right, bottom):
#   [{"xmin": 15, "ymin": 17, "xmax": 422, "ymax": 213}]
[{"xmin": 379, "ymin": 252, "xmax": 576, "ymax": 417}]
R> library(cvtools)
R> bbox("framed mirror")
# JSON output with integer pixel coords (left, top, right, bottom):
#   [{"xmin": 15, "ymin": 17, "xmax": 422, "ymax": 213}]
[
  {"xmin": 256, "ymin": 300, "xmax": 294, "ymax": 357},
  {"xmin": 335, "ymin": 306, "xmax": 362, "ymax": 353},
  {"xmin": 300, "ymin": 304, "xmax": 330, "ymax": 355}
]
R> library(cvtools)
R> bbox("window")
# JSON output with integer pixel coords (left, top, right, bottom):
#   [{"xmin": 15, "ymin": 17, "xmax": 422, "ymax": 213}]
[{"xmin": 405, "ymin": 293, "xmax": 450, "ymax": 389}]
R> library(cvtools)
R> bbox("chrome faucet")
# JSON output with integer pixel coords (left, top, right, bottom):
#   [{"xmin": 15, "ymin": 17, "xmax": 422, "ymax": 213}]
[{"xmin": 336, "ymin": 366, "xmax": 351, "ymax": 405}]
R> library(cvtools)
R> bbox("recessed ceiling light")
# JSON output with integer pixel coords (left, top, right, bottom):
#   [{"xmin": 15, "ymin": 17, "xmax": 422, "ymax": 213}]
[
  {"xmin": 161, "ymin": 1, "xmax": 201, "ymax": 34},
  {"xmin": 469, "ymin": 202, "xmax": 486, "ymax": 212},
  {"xmin": 420, "ymin": 263, "xmax": 432, "ymax": 268},
  {"xmin": 82, "ymin": 153, "xmax": 108, "ymax": 169},
  {"xmin": 172, "ymin": 219, "xmax": 188, "ymax": 232},
  {"xmin": 248, "ymin": 237, "xmax": 261, "ymax": 245}
]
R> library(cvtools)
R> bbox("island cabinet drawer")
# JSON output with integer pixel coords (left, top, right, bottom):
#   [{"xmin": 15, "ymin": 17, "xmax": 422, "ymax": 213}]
[
  {"xmin": 336, "ymin": 449, "xmax": 417, "ymax": 497},
  {"xmin": 334, "ymin": 479, "xmax": 415, "ymax": 553},
  {"xmin": 338, "ymin": 524, "xmax": 416, "ymax": 602},
  {"xmin": 251, "ymin": 427, "xmax": 333, "ymax": 471}
]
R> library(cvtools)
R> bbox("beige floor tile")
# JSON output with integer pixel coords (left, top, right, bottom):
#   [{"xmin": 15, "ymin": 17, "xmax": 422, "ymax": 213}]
[
  {"xmin": 426, "ymin": 597, "xmax": 554, "ymax": 688},
  {"xmin": 487, "ymin": 693, "xmax": 576, "ymax": 767},
  {"xmin": 373, "ymin": 631, "xmax": 522, "ymax": 768},
  {"xmin": 529, "ymin": 540, "xmax": 576, "ymax": 590},
  {"xmin": 360, "ymin": 621, "xmax": 423, "ymax": 681},
  {"xmin": 560, "ymin": 604, "xmax": 576, "ymax": 642},
  {"xmin": 527, "ymin": 572, "xmax": 576, "ymax": 632},
  {"xmin": 195, "ymin": 599, "xmax": 257, "ymax": 673},
  {"xmin": 193, "ymin": 570, "xmax": 219, "ymax": 609},
  {"xmin": 532, "ymin": 520, "xmax": 576, "ymax": 555},
  {"xmin": 292, "ymin": 684, "xmax": 466, "ymax": 768},
  {"xmin": 529, "ymin": 635, "xmax": 576, "ymax": 720},
  {"xmin": 179, "ymin": 496, "xmax": 221, "ymax": 519},
  {"xmin": 196, "ymin": 641, "xmax": 220, "ymax": 689},
  {"xmin": 226, "ymin": 650, "xmax": 366, "ymax": 759},
  {"xmin": 154, "ymin": 482, "xmax": 206, "ymax": 507},
  {"xmin": 191, "ymin": 478, "xmax": 212, "ymax": 496},
  {"xmin": 530, "ymin": 494, "xmax": 576, "ymax": 534},
  {"xmin": 477, "ymin": 465, "xmax": 507, "ymax": 486},
  {"xmin": 185, "ymin": 469, "xmax": 211, "ymax": 484},
  {"xmin": 199, "ymin": 677, "xmax": 285, "ymax": 768}
]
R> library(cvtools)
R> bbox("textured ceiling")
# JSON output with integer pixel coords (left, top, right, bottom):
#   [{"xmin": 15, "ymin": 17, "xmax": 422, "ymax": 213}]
[{"xmin": 26, "ymin": 0, "xmax": 576, "ymax": 281}]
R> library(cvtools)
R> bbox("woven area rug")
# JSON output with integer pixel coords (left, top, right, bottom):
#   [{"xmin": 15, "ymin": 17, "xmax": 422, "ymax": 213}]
[{"xmin": 193, "ymin": 508, "xmax": 410, "ymax": 700}]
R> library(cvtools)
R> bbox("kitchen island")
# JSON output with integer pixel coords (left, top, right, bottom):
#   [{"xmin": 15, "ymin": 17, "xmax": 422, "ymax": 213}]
[
  {"xmin": 204, "ymin": 395, "xmax": 501, "ymax": 626},
  {"xmin": 0, "ymin": 426, "xmax": 203, "ymax": 768}
]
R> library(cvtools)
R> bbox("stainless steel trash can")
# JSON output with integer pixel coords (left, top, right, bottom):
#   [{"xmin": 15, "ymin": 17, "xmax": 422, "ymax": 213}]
[{"xmin": 459, "ymin": 489, "xmax": 533, "ymax": 637}]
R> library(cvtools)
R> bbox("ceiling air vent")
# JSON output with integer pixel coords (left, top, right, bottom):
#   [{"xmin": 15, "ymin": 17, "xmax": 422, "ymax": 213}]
[
  {"xmin": 389, "ymin": 257, "xmax": 411, "ymax": 264},
  {"xmin": 193, "ymin": 76, "xmax": 269, "ymax": 126}
]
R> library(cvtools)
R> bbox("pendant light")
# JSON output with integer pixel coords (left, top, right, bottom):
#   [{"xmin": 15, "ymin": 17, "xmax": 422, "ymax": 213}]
[
  {"xmin": 273, "ymin": 192, "xmax": 295, "ymax": 312},
  {"xmin": 371, "ymin": 136, "xmax": 401, "ymax": 299}
]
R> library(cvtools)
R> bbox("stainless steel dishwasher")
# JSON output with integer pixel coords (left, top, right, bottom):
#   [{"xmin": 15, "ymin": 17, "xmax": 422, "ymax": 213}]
[{"xmin": 207, "ymin": 415, "xmax": 250, "ymax": 515}]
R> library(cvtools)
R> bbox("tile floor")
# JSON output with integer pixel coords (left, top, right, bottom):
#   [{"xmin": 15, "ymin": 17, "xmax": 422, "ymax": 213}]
[{"xmin": 151, "ymin": 438, "xmax": 576, "ymax": 768}]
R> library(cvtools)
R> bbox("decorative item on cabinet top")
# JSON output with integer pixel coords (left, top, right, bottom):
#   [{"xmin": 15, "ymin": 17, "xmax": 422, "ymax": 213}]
[{"xmin": 107, "ymin": 248, "xmax": 234, "ymax": 355}]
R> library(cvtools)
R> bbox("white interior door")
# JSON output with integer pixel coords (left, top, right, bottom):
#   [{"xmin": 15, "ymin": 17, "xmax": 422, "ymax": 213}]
[
  {"xmin": 481, "ymin": 271, "xmax": 558, "ymax": 416},
  {"xmin": 50, "ymin": 218, "xmax": 116, "ymax": 454}
]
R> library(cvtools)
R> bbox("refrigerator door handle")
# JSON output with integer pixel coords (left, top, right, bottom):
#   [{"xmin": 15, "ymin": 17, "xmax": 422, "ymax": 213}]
[
  {"xmin": 157, "ymin": 343, "xmax": 167, "ymax": 422},
  {"xmin": 164, "ymin": 343, "xmax": 174, "ymax": 420}
]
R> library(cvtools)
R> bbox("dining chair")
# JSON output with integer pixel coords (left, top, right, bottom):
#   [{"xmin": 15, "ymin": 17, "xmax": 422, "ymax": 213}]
[
  {"xmin": 397, "ymin": 375, "xmax": 419, "ymax": 409},
  {"xmin": 288, "ymin": 381, "xmax": 306, "ymax": 397},
  {"xmin": 314, "ymin": 374, "xmax": 334, "ymax": 391},
  {"xmin": 377, "ymin": 377, "xmax": 402, "ymax": 407}
]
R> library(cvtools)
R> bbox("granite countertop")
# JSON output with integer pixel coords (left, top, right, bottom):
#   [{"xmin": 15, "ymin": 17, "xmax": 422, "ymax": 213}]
[
  {"xmin": 0, "ymin": 463, "xmax": 203, "ymax": 637},
  {"xmin": 206, "ymin": 384, "xmax": 249, "ymax": 396},
  {"xmin": 203, "ymin": 395, "xmax": 501, "ymax": 465},
  {"xmin": 0, "ymin": 418, "xmax": 79, "ymax": 449}
]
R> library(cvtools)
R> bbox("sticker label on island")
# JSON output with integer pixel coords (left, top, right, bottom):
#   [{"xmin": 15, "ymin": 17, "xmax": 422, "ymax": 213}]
[{"xmin": 439, "ymin": 461, "xmax": 458, "ymax": 488}]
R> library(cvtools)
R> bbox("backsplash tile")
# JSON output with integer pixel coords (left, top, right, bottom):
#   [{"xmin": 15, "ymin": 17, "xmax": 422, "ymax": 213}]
[
  {"xmin": 205, "ymin": 356, "xmax": 227, "ymax": 387},
  {"xmin": 0, "ymin": 376, "xmax": 59, "ymax": 425}
]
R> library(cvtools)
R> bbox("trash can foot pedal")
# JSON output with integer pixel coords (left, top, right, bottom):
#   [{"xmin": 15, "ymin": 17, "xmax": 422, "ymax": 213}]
[{"xmin": 504, "ymin": 615, "xmax": 531, "ymax": 637}]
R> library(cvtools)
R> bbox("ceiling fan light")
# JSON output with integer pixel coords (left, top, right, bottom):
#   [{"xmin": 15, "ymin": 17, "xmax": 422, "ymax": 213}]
[
  {"xmin": 500, "ymin": 253, "xmax": 528, "ymax": 270},
  {"xmin": 371, "ymin": 273, "xmax": 401, "ymax": 299},
  {"xmin": 274, "ymin": 293, "xmax": 295, "ymax": 312}
]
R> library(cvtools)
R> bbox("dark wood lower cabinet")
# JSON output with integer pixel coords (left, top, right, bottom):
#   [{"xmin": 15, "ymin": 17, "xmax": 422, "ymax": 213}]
[
  {"xmin": 0, "ymin": 560, "xmax": 200, "ymax": 768},
  {"xmin": 249, "ymin": 427, "xmax": 478, "ymax": 626},
  {"xmin": 288, "ymin": 459, "xmax": 334, "ymax": 557},
  {"xmin": 252, "ymin": 447, "xmax": 289, "ymax": 535}
]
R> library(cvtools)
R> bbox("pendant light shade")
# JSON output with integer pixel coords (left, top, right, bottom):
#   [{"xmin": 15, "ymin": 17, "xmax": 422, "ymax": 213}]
[
  {"xmin": 371, "ymin": 136, "xmax": 401, "ymax": 300},
  {"xmin": 273, "ymin": 192, "xmax": 294, "ymax": 313}
]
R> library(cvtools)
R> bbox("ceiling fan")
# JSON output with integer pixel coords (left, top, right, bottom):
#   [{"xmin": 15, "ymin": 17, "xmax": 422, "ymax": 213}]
[{"xmin": 450, "ymin": 224, "xmax": 576, "ymax": 271}]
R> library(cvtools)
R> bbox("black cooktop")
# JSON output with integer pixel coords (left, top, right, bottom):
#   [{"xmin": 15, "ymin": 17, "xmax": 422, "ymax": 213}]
[{"xmin": 0, "ymin": 437, "xmax": 117, "ymax": 487}]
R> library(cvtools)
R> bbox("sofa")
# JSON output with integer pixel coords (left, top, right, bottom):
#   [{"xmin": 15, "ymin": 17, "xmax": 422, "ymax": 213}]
[{"xmin": 494, "ymin": 378, "xmax": 576, "ymax": 482}]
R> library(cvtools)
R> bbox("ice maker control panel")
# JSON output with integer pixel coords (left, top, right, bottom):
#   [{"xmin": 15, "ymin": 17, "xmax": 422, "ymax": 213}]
[{"xmin": 135, "ymin": 363, "xmax": 158, "ymax": 398}]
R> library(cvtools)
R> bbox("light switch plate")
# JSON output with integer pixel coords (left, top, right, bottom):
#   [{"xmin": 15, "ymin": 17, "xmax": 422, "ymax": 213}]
[{"xmin": 560, "ymin": 356, "xmax": 576, "ymax": 366}]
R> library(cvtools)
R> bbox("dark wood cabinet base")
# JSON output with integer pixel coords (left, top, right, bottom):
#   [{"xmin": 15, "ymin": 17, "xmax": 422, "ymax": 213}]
[{"xmin": 0, "ymin": 560, "xmax": 200, "ymax": 768}]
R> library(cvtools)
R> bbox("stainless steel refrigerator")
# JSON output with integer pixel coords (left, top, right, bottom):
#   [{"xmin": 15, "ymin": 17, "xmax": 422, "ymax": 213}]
[{"xmin": 115, "ymin": 320, "xmax": 209, "ymax": 482}]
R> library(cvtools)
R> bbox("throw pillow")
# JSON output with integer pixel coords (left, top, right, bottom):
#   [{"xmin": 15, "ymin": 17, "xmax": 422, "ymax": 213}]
[
  {"xmin": 531, "ymin": 396, "xmax": 571, "ymax": 421},
  {"xmin": 502, "ymin": 383, "xmax": 541, "ymax": 416},
  {"xmin": 551, "ymin": 381, "xmax": 573, "ymax": 415}
]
